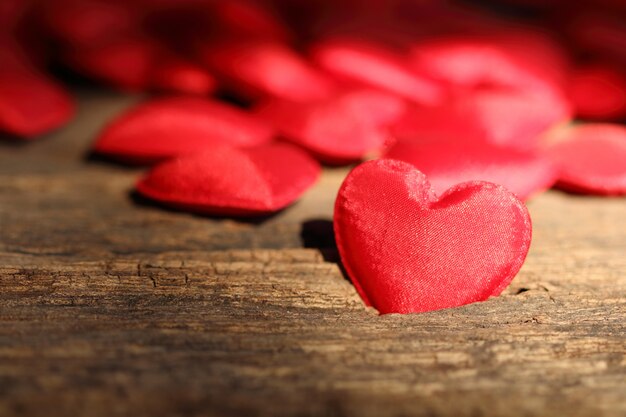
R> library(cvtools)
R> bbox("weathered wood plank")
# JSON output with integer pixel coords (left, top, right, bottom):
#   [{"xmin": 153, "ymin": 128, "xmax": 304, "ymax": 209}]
[{"xmin": 0, "ymin": 91, "xmax": 624, "ymax": 417}]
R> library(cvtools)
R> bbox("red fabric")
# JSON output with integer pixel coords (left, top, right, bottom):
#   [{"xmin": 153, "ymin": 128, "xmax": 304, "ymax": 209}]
[
  {"xmin": 568, "ymin": 64, "xmax": 626, "ymax": 120},
  {"xmin": 0, "ymin": 0, "xmax": 29, "ymax": 33},
  {"xmin": 137, "ymin": 143, "xmax": 321, "ymax": 216},
  {"xmin": 567, "ymin": 11, "xmax": 626, "ymax": 65},
  {"xmin": 463, "ymin": 90, "xmax": 572, "ymax": 149},
  {"xmin": 256, "ymin": 89, "xmax": 405, "ymax": 164},
  {"xmin": 66, "ymin": 35, "xmax": 158, "ymax": 91},
  {"xmin": 409, "ymin": 36, "xmax": 565, "ymax": 95},
  {"xmin": 0, "ymin": 34, "xmax": 74, "ymax": 139},
  {"xmin": 94, "ymin": 97, "xmax": 274, "ymax": 164},
  {"xmin": 545, "ymin": 124, "xmax": 626, "ymax": 195},
  {"xmin": 150, "ymin": 54, "xmax": 217, "ymax": 95},
  {"xmin": 384, "ymin": 139, "xmax": 558, "ymax": 200},
  {"xmin": 196, "ymin": 39, "xmax": 336, "ymax": 102},
  {"xmin": 0, "ymin": 69, "xmax": 75, "ymax": 138},
  {"xmin": 334, "ymin": 159, "xmax": 532, "ymax": 314},
  {"xmin": 211, "ymin": 0, "xmax": 293, "ymax": 42},
  {"xmin": 391, "ymin": 89, "xmax": 572, "ymax": 150},
  {"xmin": 310, "ymin": 38, "xmax": 445, "ymax": 105},
  {"xmin": 43, "ymin": 0, "xmax": 136, "ymax": 48}
]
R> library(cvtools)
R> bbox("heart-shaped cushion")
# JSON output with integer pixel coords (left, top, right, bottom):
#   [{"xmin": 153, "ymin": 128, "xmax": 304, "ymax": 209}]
[
  {"xmin": 94, "ymin": 96, "xmax": 274, "ymax": 165},
  {"xmin": 384, "ymin": 139, "xmax": 557, "ymax": 200},
  {"xmin": 568, "ymin": 64, "xmax": 626, "ymax": 120},
  {"xmin": 196, "ymin": 39, "xmax": 336, "ymax": 102},
  {"xmin": 334, "ymin": 159, "xmax": 532, "ymax": 314},
  {"xmin": 391, "ymin": 89, "xmax": 571, "ymax": 151},
  {"xmin": 544, "ymin": 124, "xmax": 626, "ymax": 195},
  {"xmin": 67, "ymin": 35, "xmax": 158, "ymax": 91},
  {"xmin": 150, "ymin": 53, "xmax": 216, "ymax": 95},
  {"xmin": 0, "ymin": 69, "xmax": 75, "ymax": 138},
  {"xmin": 408, "ymin": 36, "xmax": 563, "ymax": 95},
  {"xmin": 310, "ymin": 38, "xmax": 444, "ymax": 106},
  {"xmin": 136, "ymin": 143, "xmax": 320, "ymax": 216},
  {"xmin": 255, "ymin": 89, "xmax": 405, "ymax": 164}
]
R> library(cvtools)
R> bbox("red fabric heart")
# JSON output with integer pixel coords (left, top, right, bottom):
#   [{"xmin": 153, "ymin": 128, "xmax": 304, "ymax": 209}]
[
  {"xmin": 136, "ymin": 143, "xmax": 321, "ymax": 216},
  {"xmin": 463, "ymin": 90, "xmax": 572, "ymax": 149},
  {"xmin": 0, "ymin": 69, "xmax": 75, "ymax": 138},
  {"xmin": 334, "ymin": 159, "xmax": 532, "ymax": 314},
  {"xmin": 384, "ymin": 139, "xmax": 558, "ymax": 200},
  {"xmin": 0, "ymin": 36, "xmax": 74, "ymax": 139},
  {"xmin": 43, "ymin": 0, "xmax": 136, "ymax": 48},
  {"xmin": 409, "ymin": 36, "xmax": 565, "ymax": 95},
  {"xmin": 545, "ymin": 124, "xmax": 626, "ymax": 195},
  {"xmin": 94, "ymin": 97, "xmax": 274, "ymax": 165},
  {"xmin": 196, "ymin": 39, "xmax": 336, "ymax": 102},
  {"xmin": 256, "ymin": 89, "xmax": 404, "ymax": 164},
  {"xmin": 310, "ymin": 38, "xmax": 445, "ymax": 105},
  {"xmin": 211, "ymin": 0, "xmax": 293, "ymax": 42},
  {"xmin": 567, "ymin": 11, "xmax": 626, "ymax": 66},
  {"xmin": 150, "ymin": 54, "xmax": 217, "ymax": 95},
  {"xmin": 391, "ymin": 102, "xmax": 494, "ymax": 147},
  {"xmin": 568, "ymin": 64, "xmax": 626, "ymax": 120},
  {"xmin": 0, "ymin": 0, "xmax": 28, "ymax": 31},
  {"xmin": 66, "ymin": 35, "xmax": 158, "ymax": 91},
  {"xmin": 391, "ymin": 89, "xmax": 572, "ymax": 150}
]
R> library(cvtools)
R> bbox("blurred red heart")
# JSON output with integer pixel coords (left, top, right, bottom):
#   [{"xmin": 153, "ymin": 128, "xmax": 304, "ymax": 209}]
[
  {"xmin": 310, "ymin": 38, "xmax": 444, "ymax": 105},
  {"xmin": 568, "ymin": 64, "xmax": 626, "ymax": 120},
  {"xmin": 545, "ymin": 124, "xmax": 626, "ymax": 195},
  {"xmin": 43, "ymin": 0, "xmax": 136, "ymax": 48},
  {"xmin": 137, "ymin": 143, "xmax": 321, "ymax": 216},
  {"xmin": 334, "ymin": 159, "xmax": 532, "ymax": 314},
  {"xmin": 409, "ymin": 36, "xmax": 564, "ymax": 95},
  {"xmin": 150, "ymin": 54, "xmax": 217, "ymax": 95},
  {"xmin": 391, "ymin": 89, "xmax": 572, "ymax": 150},
  {"xmin": 66, "ymin": 35, "xmax": 158, "ymax": 91},
  {"xmin": 0, "ymin": 37, "xmax": 75, "ymax": 139},
  {"xmin": 197, "ymin": 39, "xmax": 335, "ymax": 102},
  {"xmin": 256, "ymin": 89, "xmax": 404, "ymax": 164},
  {"xmin": 384, "ymin": 139, "xmax": 557, "ymax": 200},
  {"xmin": 94, "ymin": 96, "xmax": 274, "ymax": 164},
  {"xmin": 211, "ymin": 0, "xmax": 293, "ymax": 42}
]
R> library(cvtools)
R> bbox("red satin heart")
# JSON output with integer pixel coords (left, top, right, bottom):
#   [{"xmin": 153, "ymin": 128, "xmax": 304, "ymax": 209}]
[
  {"xmin": 334, "ymin": 159, "xmax": 532, "ymax": 314},
  {"xmin": 384, "ymin": 139, "xmax": 558, "ymax": 200},
  {"xmin": 94, "ymin": 97, "xmax": 274, "ymax": 164},
  {"xmin": 0, "ymin": 37, "xmax": 74, "ymax": 139},
  {"xmin": 150, "ymin": 54, "xmax": 217, "ymax": 95},
  {"xmin": 545, "ymin": 124, "xmax": 626, "ymax": 195},
  {"xmin": 0, "ymin": 0, "xmax": 28, "ymax": 31},
  {"xmin": 391, "ymin": 101, "xmax": 487, "ymax": 144},
  {"xmin": 197, "ymin": 39, "xmax": 336, "ymax": 102},
  {"xmin": 66, "ymin": 35, "xmax": 158, "ymax": 91},
  {"xmin": 136, "ymin": 143, "xmax": 321, "ymax": 216},
  {"xmin": 211, "ymin": 0, "xmax": 293, "ymax": 42},
  {"xmin": 392, "ymin": 89, "xmax": 572, "ymax": 150},
  {"xmin": 568, "ymin": 64, "xmax": 626, "ymax": 120},
  {"xmin": 256, "ymin": 89, "xmax": 404, "ymax": 164},
  {"xmin": 0, "ymin": 69, "xmax": 75, "ymax": 138},
  {"xmin": 409, "ymin": 36, "xmax": 564, "ymax": 95},
  {"xmin": 310, "ymin": 38, "xmax": 445, "ymax": 105},
  {"xmin": 43, "ymin": 0, "xmax": 136, "ymax": 48},
  {"xmin": 464, "ymin": 90, "xmax": 572, "ymax": 149},
  {"xmin": 567, "ymin": 11, "xmax": 626, "ymax": 65}
]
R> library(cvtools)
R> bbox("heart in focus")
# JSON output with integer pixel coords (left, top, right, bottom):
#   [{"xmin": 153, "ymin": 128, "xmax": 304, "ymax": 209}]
[{"xmin": 334, "ymin": 159, "xmax": 532, "ymax": 314}]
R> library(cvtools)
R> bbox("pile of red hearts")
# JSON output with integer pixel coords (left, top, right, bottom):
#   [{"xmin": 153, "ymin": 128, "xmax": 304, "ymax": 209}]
[{"xmin": 2, "ymin": 0, "xmax": 626, "ymax": 314}]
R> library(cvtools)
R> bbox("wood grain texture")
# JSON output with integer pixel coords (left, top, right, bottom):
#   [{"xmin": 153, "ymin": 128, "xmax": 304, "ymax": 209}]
[{"xmin": 0, "ymin": 91, "xmax": 625, "ymax": 417}]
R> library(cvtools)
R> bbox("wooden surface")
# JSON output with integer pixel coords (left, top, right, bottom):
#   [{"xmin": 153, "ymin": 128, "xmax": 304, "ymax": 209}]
[{"xmin": 0, "ymin": 91, "xmax": 625, "ymax": 417}]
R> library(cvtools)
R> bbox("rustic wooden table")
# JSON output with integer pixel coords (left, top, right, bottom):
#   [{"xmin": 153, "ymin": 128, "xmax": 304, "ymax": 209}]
[{"xmin": 1, "ymin": 91, "xmax": 625, "ymax": 417}]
